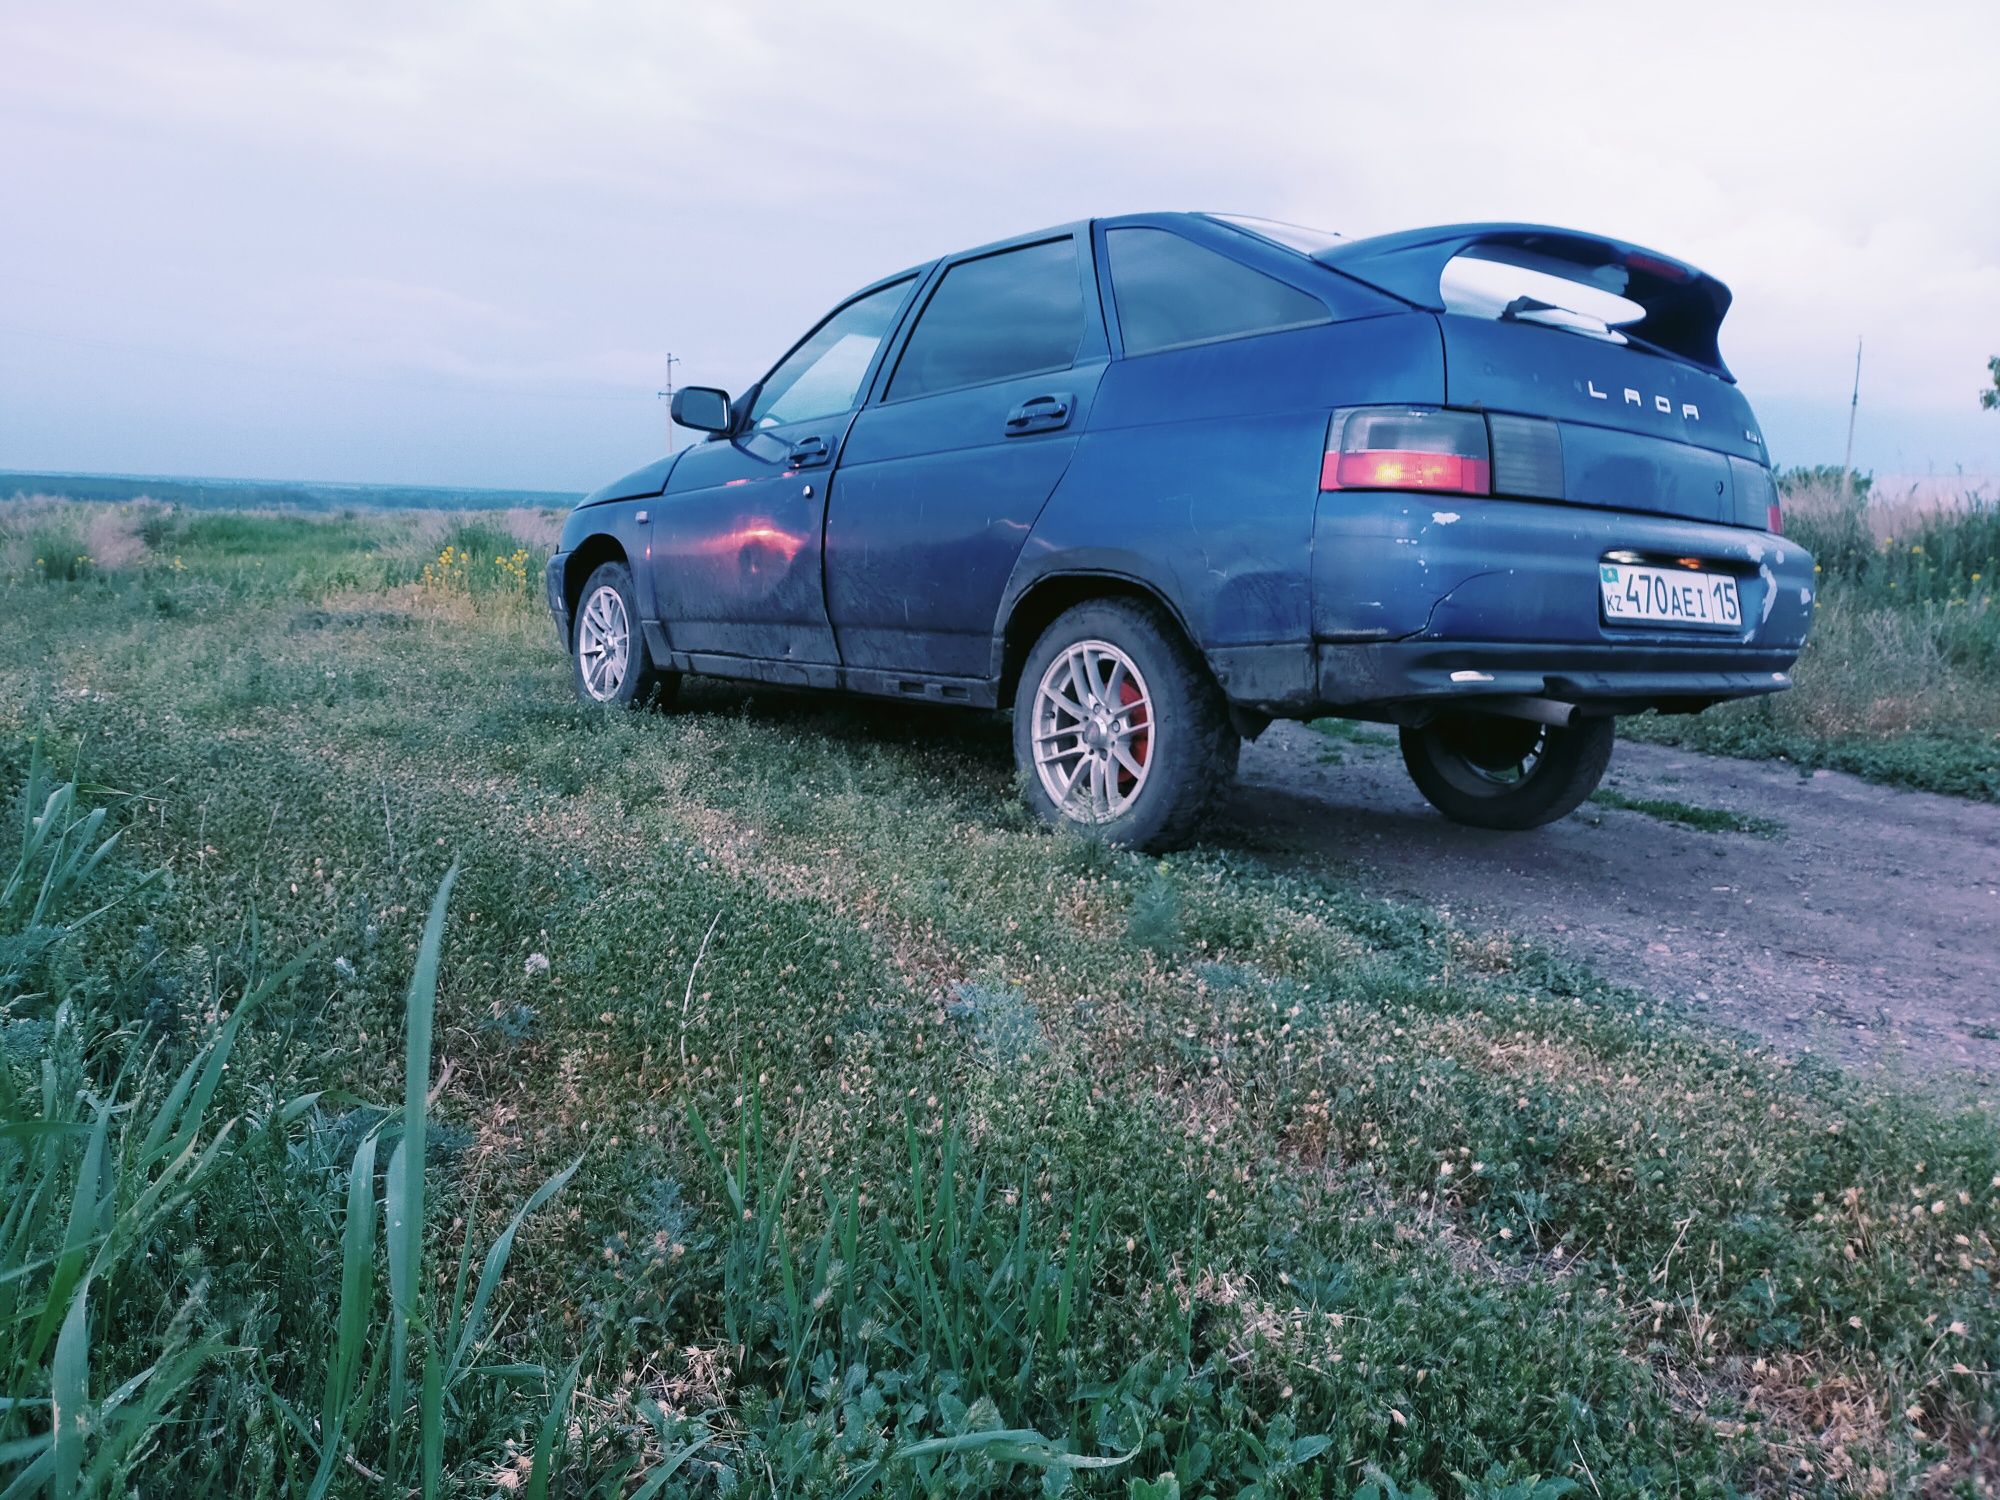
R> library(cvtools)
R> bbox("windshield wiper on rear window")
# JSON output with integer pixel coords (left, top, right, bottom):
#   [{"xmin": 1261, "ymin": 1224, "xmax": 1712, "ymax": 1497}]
[{"xmin": 1498, "ymin": 295, "xmax": 1625, "ymax": 345}]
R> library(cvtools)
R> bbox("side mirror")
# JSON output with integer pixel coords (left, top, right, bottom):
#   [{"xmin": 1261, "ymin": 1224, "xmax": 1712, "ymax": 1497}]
[{"xmin": 670, "ymin": 385, "xmax": 732, "ymax": 434}]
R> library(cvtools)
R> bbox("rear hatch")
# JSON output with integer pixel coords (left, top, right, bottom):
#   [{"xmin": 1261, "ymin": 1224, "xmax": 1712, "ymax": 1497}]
[{"xmin": 1315, "ymin": 225, "xmax": 1776, "ymax": 528}]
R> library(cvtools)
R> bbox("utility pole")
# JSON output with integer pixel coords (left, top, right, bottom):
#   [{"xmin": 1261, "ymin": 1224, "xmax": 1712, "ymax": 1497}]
[
  {"xmin": 1841, "ymin": 336, "xmax": 1863, "ymax": 503},
  {"xmin": 656, "ymin": 352, "xmax": 681, "ymax": 454}
]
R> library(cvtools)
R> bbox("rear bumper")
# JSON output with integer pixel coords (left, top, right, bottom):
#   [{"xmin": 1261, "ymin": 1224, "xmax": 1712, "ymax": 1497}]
[
  {"xmin": 1312, "ymin": 491, "xmax": 1815, "ymax": 648},
  {"xmin": 1282, "ymin": 488, "xmax": 1814, "ymax": 717},
  {"xmin": 1314, "ymin": 638, "xmax": 1796, "ymax": 717}
]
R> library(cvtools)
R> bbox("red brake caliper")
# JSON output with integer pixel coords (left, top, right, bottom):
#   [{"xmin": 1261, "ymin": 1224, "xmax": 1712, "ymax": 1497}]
[{"xmin": 1117, "ymin": 676, "xmax": 1149, "ymax": 793}]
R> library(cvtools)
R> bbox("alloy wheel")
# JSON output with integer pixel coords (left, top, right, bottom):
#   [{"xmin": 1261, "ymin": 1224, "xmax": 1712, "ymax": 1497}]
[
  {"xmin": 576, "ymin": 584, "xmax": 631, "ymax": 701},
  {"xmin": 1030, "ymin": 639, "xmax": 1154, "ymax": 822}
]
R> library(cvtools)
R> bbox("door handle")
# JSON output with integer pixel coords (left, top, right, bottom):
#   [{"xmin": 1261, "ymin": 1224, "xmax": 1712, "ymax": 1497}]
[
  {"xmin": 1004, "ymin": 393, "xmax": 1073, "ymax": 435},
  {"xmin": 787, "ymin": 435, "xmax": 832, "ymax": 468}
]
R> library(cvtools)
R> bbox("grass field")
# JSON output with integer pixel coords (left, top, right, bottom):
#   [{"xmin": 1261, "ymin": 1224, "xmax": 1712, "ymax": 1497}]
[
  {"xmin": 1625, "ymin": 476, "xmax": 2000, "ymax": 801},
  {"xmin": 2, "ymin": 502, "xmax": 1996, "ymax": 1496}
]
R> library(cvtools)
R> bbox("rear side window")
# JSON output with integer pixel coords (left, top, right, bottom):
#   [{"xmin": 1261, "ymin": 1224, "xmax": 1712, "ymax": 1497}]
[
  {"xmin": 888, "ymin": 239, "xmax": 1084, "ymax": 400},
  {"xmin": 1107, "ymin": 227, "xmax": 1329, "ymax": 355}
]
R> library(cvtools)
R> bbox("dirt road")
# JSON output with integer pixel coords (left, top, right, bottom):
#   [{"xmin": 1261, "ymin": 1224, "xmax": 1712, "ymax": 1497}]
[{"xmin": 1227, "ymin": 722, "xmax": 2000, "ymax": 1083}]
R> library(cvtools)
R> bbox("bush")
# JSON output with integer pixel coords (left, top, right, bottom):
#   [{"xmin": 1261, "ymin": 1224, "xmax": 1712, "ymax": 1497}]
[
  {"xmin": 1778, "ymin": 464, "xmax": 1871, "ymax": 501},
  {"xmin": 421, "ymin": 521, "xmax": 536, "ymax": 599},
  {"xmin": 21, "ymin": 521, "xmax": 92, "ymax": 583},
  {"xmin": 135, "ymin": 505, "xmax": 177, "ymax": 552},
  {"xmin": 1631, "ymin": 476, "xmax": 2000, "ymax": 795},
  {"xmin": 1785, "ymin": 475, "xmax": 2000, "ymax": 605}
]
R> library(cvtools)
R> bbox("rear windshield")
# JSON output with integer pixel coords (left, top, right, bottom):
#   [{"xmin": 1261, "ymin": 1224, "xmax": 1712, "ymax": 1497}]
[{"xmin": 1439, "ymin": 252, "xmax": 1646, "ymax": 346}]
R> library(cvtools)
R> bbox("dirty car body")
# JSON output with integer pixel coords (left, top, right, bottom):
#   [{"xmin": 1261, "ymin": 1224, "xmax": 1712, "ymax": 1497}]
[{"xmin": 549, "ymin": 213, "xmax": 1814, "ymax": 848}]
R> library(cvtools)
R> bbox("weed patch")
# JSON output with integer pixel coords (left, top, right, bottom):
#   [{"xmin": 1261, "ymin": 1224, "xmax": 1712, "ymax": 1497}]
[
  {"xmin": 1630, "ymin": 477, "xmax": 2000, "ymax": 800},
  {"xmin": 1589, "ymin": 787, "xmax": 1784, "ymax": 836}
]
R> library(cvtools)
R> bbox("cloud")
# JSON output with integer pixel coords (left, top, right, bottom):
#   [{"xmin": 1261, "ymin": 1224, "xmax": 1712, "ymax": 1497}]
[{"xmin": 3, "ymin": 0, "xmax": 1996, "ymax": 487}]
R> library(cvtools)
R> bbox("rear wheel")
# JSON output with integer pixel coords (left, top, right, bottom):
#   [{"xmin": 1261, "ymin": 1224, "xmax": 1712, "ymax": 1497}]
[
  {"xmin": 570, "ymin": 560, "xmax": 676, "ymax": 709},
  {"xmin": 1012, "ymin": 599, "xmax": 1238, "ymax": 851},
  {"xmin": 1399, "ymin": 712, "xmax": 1614, "ymax": 830}
]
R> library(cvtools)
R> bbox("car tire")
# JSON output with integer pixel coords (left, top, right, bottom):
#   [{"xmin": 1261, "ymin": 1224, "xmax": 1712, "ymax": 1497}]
[
  {"xmin": 1013, "ymin": 598, "xmax": 1239, "ymax": 852},
  {"xmin": 570, "ymin": 560, "xmax": 677, "ymax": 709},
  {"xmin": 1399, "ymin": 711, "xmax": 1614, "ymax": 830}
]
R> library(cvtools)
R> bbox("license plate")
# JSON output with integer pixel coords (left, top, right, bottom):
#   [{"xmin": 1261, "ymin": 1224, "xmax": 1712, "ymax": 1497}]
[{"xmin": 1599, "ymin": 562, "xmax": 1741, "ymax": 629}]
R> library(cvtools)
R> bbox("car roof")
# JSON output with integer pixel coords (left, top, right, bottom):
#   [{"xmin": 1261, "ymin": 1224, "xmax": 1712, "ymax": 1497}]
[
  {"xmin": 936, "ymin": 217, "xmax": 1094, "ymax": 264},
  {"xmin": 836, "ymin": 212, "xmax": 1294, "ymax": 310}
]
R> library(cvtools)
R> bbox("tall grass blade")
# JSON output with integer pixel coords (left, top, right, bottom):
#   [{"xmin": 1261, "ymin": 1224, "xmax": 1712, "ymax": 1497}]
[
  {"xmin": 387, "ymin": 859, "xmax": 458, "ymax": 1475},
  {"xmin": 50, "ymin": 1275, "xmax": 88, "ymax": 1498},
  {"xmin": 685, "ymin": 1107, "xmax": 738, "ymax": 1216},
  {"xmin": 307, "ymin": 1127, "xmax": 381, "ymax": 1500},
  {"xmin": 627, "ymin": 1429, "xmax": 719, "ymax": 1500},
  {"xmin": 419, "ymin": 1329, "xmax": 443, "ymax": 1500},
  {"xmin": 0, "ymin": 1450, "xmax": 54, "ymax": 1500},
  {"xmin": 445, "ymin": 1155, "xmax": 582, "ymax": 1383},
  {"xmin": 27, "ymin": 1104, "xmax": 109, "ymax": 1367},
  {"xmin": 384, "ymin": 1134, "xmax": 414, "ymax": 1466},
  {"xmin": 396, "ymin": 862, "xmax": 458, "ymax": 1304},
  {"xmin": 893, "ymin": 1427, "xmax": 1138, "ymax": 1471},
  {"xmin": 523, "ymin": 1358, "xmax": 580, "ymax": 1500},
  {"xmin": 137, "ymin": 946, "xmax": 318, "ymax": 1170},
  {"xmin": 440, "ymin": 1188, "xmax": 481, "ymax": 1381},
  {"xmin": 80, "ymin": 1336, "xmax": 221, "ymax": 1494}
]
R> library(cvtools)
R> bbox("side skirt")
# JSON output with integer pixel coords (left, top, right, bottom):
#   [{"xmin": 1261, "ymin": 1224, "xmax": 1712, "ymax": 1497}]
[{"xmin": 639, "ymin": 624, "xmax": 997, "ymax": 708}]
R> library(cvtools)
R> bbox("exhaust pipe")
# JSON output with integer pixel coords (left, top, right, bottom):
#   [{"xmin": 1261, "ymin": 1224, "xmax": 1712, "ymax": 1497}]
[{"xmin": 1478, "ymin": 695, "xmax": 1580, "ymax": 728}]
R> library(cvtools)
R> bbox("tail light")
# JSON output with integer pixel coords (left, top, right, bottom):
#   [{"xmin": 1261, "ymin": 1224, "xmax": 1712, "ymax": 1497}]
[
  {"xmin": 1767, "ymin": 500, "xmax": 1784, "ymax": 536},
  {"xmin": 1322, "ymin": 407, "xmax": 1491, "ymax": 496}
]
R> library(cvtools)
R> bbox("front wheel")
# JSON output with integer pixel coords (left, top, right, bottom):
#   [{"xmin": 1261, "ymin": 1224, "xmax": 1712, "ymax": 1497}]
[
  {"xmin": 1012, "ymin": 599, "xmax": 1239, "ymax": 851},
  {"xmin": 1399, "ymin": 712, "xmax": 1614, "ymax": 830},
  {"xmin": 570, "ymin": 561, "xmax": 677, "ymax": 709}
]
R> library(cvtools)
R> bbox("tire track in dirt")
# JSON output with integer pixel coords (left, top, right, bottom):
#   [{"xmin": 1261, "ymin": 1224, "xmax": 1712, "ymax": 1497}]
[{"xmin": 1226, "ymin": 722, "xmax": 2000, "ymax": 1083}]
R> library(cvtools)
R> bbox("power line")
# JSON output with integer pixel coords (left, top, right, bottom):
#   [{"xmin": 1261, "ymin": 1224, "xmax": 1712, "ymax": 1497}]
[
  {"xmin": 655, "ymin": 351, "xmax": 681, "ymax": 453},
  {"xmin": 0, "ymin": 322, "xmax": 657, "ymax": 404},
  {"xmin": 1841, "ymin": 335, "xmax": 1863, "ymax": 501}
]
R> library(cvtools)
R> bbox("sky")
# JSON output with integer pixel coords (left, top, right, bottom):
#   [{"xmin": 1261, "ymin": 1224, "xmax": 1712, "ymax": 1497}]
[{"xmin": 3, "ymin": 1, "xmax": 1998, "ymax": 495}]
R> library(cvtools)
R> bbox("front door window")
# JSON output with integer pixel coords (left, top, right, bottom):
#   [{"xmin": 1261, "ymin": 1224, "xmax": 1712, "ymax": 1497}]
[{"xmin": 748, "ymin": 280, "xmax": 912, "ymax": 429}]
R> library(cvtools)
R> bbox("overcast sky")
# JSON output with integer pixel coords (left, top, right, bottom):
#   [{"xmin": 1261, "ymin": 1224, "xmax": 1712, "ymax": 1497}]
[{"xmin": 4, "ymin": 1, "xmax": 1997, "ymax": 493}]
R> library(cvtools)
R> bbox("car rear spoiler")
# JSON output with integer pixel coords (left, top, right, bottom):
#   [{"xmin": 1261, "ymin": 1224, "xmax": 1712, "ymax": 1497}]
[{"xmin": 1314, "ymin": 223, "xmax": 1736, "ymax": 383}]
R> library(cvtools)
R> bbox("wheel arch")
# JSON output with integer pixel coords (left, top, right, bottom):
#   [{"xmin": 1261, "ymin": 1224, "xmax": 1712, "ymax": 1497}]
[
  {"xmin": 561, "ymin": 533, "xmax": 629, "ymax": 639},
  {"xmin": 996, "ymin": 570, "xmax": 1204, "ymax": 708}
]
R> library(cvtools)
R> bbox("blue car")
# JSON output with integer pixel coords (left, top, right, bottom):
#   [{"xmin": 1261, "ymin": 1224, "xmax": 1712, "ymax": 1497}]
[{"xmin": 548, "ymin": 213, "xmax": 1813, "ymax": 849}]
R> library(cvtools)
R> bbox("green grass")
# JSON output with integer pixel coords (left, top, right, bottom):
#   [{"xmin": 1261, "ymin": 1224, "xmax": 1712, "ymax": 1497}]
[
  {"xmin": 1307, "ymin": 719, "xmax": 1397, "ymax": 745},
  {"xmin": 17, "ymin": 518, "xmax": 94, "ymax": 583},
  {"xmin": 1587, "ymin": 789, "xmax": 1784, "ymax": 838},
  {"xmin": 1, "ymin": 755, "xmax": 580, "ymax": 1497},
  {"xmin": 1306, "ymin": 718, "xmax": 1397, "ymax": 765},
  {"xmin": 1627, "ymin": 479, "xmax": 2000, "ymax": 800},
  {"xmin": 1, "ymin": 503, "xmax": 1996, "ymax": 1495}
]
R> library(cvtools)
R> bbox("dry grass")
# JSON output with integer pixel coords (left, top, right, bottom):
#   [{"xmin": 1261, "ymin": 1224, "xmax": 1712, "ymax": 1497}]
[
  {"xmin": 0, "ymin": 496, "xmax": 146, "ymax": 574},
  {"xmin": 406, "ymin": 504, "xmax": 564, "ymax": 550},
  {"xmin": 1629, "ymin": 475, "xmax": 2000, "ymax": 796}
]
